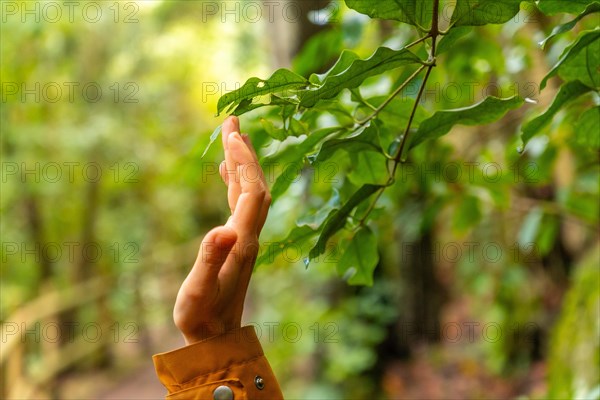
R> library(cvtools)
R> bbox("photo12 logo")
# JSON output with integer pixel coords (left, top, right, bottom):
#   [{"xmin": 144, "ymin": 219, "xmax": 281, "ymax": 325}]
[
  {"xmin": 219, "ymin": 321, "xmax": 339, "ymax": 344},
  {"xmin": 200, "ymin": 1, "xmax": 340, "ymax": 24},
  {"xmin": 1, "ymin": 1, "xmax": 140, "ymax": 24},
  {"xmin": 1, "ymin": 241, "xmax": 140, "ymax": 264},
  {"xmin": 1, "ymin": 82, "xmax": 139, "ymax": 104},
  {"xmin": 398, "ymin": 161, "xmax": 539, "ymax": 184},
  {"xmin": 1, "ymin": 321, "xmax": 139, "ymax": 344},
  {"xmin": 399, "ymin": 321, "xmax": 539, "ymax": 344},
  {"xmin": 1, "ymin": 162, "xmax": 139, "ymax": 184},
  {"xmin": 401, "ymin": 241, "xmax": 542, "ymax": 264}
]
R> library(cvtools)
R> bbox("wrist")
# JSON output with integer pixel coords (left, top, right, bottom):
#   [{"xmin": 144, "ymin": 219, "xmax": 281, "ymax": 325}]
[{"xmin": 182, "ymin": 322, "xmax": 240, "ymax": 345}]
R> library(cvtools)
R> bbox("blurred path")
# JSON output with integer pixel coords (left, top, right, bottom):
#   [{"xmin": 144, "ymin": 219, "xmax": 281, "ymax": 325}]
[
  {"xmin": 96, "ymin": 365, "xmax": 166, "ymax": 400},
  {"xmin": 94, "ymin": 327, "xmax": 184, "ymax": 400}
]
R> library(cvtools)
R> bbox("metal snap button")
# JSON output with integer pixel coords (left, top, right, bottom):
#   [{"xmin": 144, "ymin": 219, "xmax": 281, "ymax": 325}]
[
  {"xmin": 213, "ymin": 385, "xmax": 234, "ymax": 400},
  {"xmin": 254, "ymin": 375, "xmax": 265, "ymax": 390}
]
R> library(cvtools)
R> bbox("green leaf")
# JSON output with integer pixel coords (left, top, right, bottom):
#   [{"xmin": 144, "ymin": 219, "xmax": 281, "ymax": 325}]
[
  {"xmin": 541, "ymin": 30, "xmax": 600, "ymax": 90},
  {"xmin": 338, "ymin": 227, "xmax": 379, "ymax": 286},
  {"xmin": 540, "ymin": 3, "xmax": 600, "ymax": 49},
  {"xmin": 372, "ymin": 97, "xmax": 430, "ymax": 147},
  {"xmin": 299, "ymin": 47, "xmax": 423, "ymax": 108},
  {"xmin": 310, "ymin": 50, "xmax": 360, "ymax": 85},
  {"xmin": 410, "ymin": 96, "xmax": 524, "ymax": 149},
  {"xmin": 369, "ymin": 96, "xmax": 430, "ymax": 126},
  {"xmin": 537, "ymin": 0, "xmax": 600, "ymax": 15},
  {"xmin": 263, "ymin": 126, "xmax": 343, "ymax": 166},
  {"xmin": 218, "ymin": 47, "xmax": 422, "ymax": 115},
  {"xmin": 521, "ymin": 80, "xmax": 592, "ymax": 146},
  {"xmin": 344, "ymin": 0, "xmax": 435, "ymax": 29},
  {"xmin": 256, "ymin": 225, "xmax": 317, "ymax": 267},
  {"xmin": 297, "ymin": 190, "xmax": 342, "ymax": 229},
  {"xmin": 313, "ymin": 123, "xmax": 381, "ymax": 163},
  {"xmin": 350, "ymin": 87, "xmax": 370, "ymax": 105},
  {"xmin": 437, "ymin": 27, "xmax": 473, "ymax": 55},
  {"xmin": 260, "ymin": 118, "xmax": 287, "ymax": 141},
  {"xmin": 217, "ymin": 69, "xmax": 307, "ymax": 115},
  {"xmin": 451, "ymin": 0, "xmax": 523, "ymax": 26},
  {"xmin": 557, "ymin": 33, "xmax": 600, "ymax": 89},
  {"xmin": 309, "ymin": 184, "xmax": 382, "ymax": 259},
  {"xmin": 289, "ymin": 117, "xmax": 309, "ymax": 137},
  {"xmin": 229, "ymin": 94, "xmax": 299, "ymax": 117},
  {"xmin": 280, "ymin": 102, "xmax": 298, "ymax": 122},
  {"xmin": 348, "ymin": 151, "xmax": 389, "ymax": 186},
  {"xmin": 264, "ymin": 127, "xmax": 345, "ymax": 202},
  {"xmin": 575, "ymin": 106, "xmax": 600, "ymax": 149},
  {"xmin": 201, "ymin": 124, "xmax": 222, "ymax": 158},
  {"xmin": 270, "ymin": 160, "xmax": 305, "ymax": 202},
  {"xmin": 356, "ymin": 96, "xmax": 429, "ymax": 149},
  {"xmin": 309, "ymin": 99, "xmax": 356, "ymax": 124}
]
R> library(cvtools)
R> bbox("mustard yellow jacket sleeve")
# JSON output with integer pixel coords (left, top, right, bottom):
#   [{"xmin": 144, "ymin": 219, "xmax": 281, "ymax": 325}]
[{"xmin": 153, "ymin": 326, "xmax": 283, "ymax": 399}]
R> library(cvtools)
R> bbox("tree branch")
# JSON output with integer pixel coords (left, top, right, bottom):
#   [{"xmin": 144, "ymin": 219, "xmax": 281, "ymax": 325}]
[
  {"xmin": 392, "ymin": 0, "xmax": 440, "ymax": 171},
  {"xmin": 357, "ymin": 0, "xmax": 441, "ymax": 225}
]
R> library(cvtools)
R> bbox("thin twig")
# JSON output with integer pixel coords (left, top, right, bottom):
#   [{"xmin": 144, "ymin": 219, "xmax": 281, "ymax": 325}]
[
  {"xmin": 357, "ymin": 186, "xmax": 386, "ymax": 227},
  {"xmin": 405, "ymin": 33, "xmax": 431, "ymax": 49},
  {"xmin": 357, "ymin": 65, "xmax": 427, "ymax": 125},
  {"xmin": 357, "ymin": 0, "xmax": 441, "ymax": 226},
  {"xmin": 392, "ymin": 65, "xmax": 433, "ymax": 169},
  {"xmin": 393, "ymin": 0, "xmax": 440, "ymax": 172}
]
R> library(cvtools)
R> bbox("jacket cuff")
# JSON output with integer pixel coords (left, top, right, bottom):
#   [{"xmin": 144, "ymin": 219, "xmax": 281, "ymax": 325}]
[{"xmin": 152, "ymin": 326, "xmax": 264, "ymax": 392}]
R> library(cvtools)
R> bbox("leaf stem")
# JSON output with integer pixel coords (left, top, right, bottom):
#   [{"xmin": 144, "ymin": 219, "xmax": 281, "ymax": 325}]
[
  {"xmin": 354, "ymin": 33, "xmax": 432, "ymax": 126},
  {"xmin": 392, "ymin": 65, "xmax": 433, "ymax": 168},
  {"xmin": 357, "ymin": 0, "xmax": 441, "ymax": 226},
  {"xmin": 357, "ymin": 65, "xmax": 427, "ymax": 125},
  {"xmin": 405, "ymin": 33, "xmax": 432, "ymax": 49},
  {"xmin": 357, "ymin": 186, "xmax": 386, "ymax": 227},
  {"xmin": 393, "ymin": 0, "xmax": 440, "ymax": 171}
]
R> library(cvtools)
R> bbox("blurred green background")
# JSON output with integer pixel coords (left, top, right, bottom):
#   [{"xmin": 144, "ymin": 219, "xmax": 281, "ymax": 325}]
[{"xmin": 1, "ymin": 1, "xmax": 599, "ymax": 399}]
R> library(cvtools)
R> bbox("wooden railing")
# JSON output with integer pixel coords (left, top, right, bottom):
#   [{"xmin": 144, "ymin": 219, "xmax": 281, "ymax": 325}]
[
  {"xmin": 1, "ymin": 276, "xmax": 112, "ymax": 398},
  {"xmin": 0, "ymin": 237, "xmax": 201, "ymax": 399}
]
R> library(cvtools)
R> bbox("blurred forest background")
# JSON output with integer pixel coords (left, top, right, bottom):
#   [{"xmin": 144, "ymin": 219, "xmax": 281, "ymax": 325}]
[{"xmin": 1, "ymin": 1, "xmax": 599, "ymax": 399}]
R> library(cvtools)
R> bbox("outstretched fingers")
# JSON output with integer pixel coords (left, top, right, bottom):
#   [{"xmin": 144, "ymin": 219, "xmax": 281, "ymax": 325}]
[
  {"xmin": 222, "ymin": 116, "xmax": 241, "ymax": 212},
  {"xmin": 240, "ymin": 134, "xmax": 271, "ymax": 235},
  {"xmin": 225, "ymin": 132, "xmax": 266, "ymax": 240}
]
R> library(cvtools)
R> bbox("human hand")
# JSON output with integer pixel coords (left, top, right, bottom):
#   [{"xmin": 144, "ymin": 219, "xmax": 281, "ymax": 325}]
[{"xmin": 173, "ymin": 116, "xmax": 271, "ymax": 345}]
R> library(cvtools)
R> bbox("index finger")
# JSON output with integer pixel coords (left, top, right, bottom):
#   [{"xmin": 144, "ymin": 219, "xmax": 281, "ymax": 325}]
[
  {"xmin": 225, "ymin": 132, "xmax": 266, "ymax": 238},
  {"xmin": 241, "ymin": 134, "xmax": 271, "ymax": 235},
  {"xmin": 222, "ymin": 116, "xmax": 240, "ymax": 150},
  {"xmin": 222, "ymin": 116, "xmax": 242, "ymax": 213}
]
